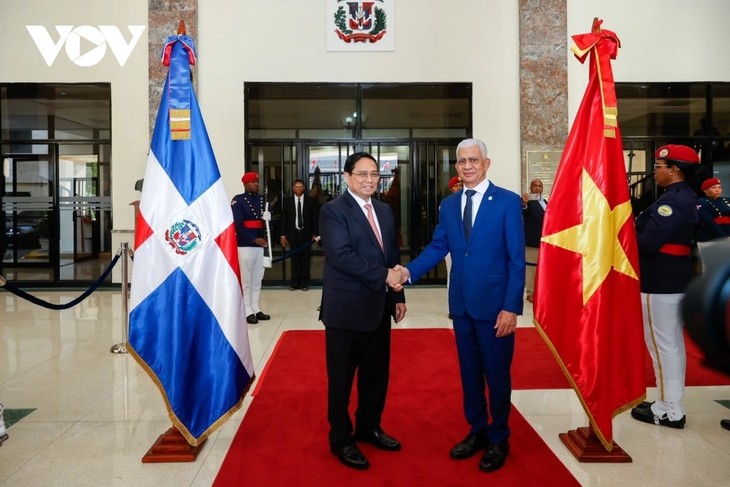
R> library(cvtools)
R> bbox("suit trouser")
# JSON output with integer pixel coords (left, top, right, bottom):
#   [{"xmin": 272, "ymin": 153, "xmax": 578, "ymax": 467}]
[
  {"xmin": 524, "ymin": 246, "xmax": 539, "ymax": 296},
  {"xmin": 238, "ymin": 246, "xmax": 264, "ymax": 316},
  {"xmin": 641, "ymin": 292, "xmax": 686, "ymax": 420},
  {"xmin": 325, "ymin": 305, "xmax": 391, "ymax": 447},
  {"xmin": 288, "ymin": 231, "xmax": 311, "ymax": 287},
  {"xmin": 452, "ymin": 314, "xmax": 514, "ymax": 444}
]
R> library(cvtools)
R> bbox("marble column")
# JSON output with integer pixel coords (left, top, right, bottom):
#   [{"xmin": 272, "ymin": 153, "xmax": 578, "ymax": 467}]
[
  {"xmin": 148, "ymin": 0, "xmax": 198, "ymax": 138},
  {"xmin": 519, "ymin": 0, "xmax": 568, "ymax": 190}
]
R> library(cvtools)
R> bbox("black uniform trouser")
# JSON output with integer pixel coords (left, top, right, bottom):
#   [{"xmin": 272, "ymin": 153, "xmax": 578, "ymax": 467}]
[
  {"xmin": 288, "ymin": 230, "xmax": 311, "ymax": 288},
  {"xmin": 325, "ymin": 305, "xmax": 392, "ymax": 447}
]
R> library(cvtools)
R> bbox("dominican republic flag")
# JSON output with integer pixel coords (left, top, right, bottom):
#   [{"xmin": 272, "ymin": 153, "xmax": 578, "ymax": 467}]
[
  {"xmin": 533, "ymin": 19, "xmax": 645, "ymax": 451},
  {"xmin": 129, "ymin": 31, "xmax": 254, "ymax": 446}
]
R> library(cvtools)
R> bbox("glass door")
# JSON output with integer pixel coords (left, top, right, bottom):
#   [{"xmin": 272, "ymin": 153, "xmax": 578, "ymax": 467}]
[
  {"xmin": 248, "ymin": 142, "xmax": 298, "ymax": 285},
  {"xmin": 410, "ymin": 141, "xmax": 459, "ymax": 282},
  {"xmin": 1, "ymin": 145, "xmax": 56, "ymax": 281},
  {"xmin": 1, "ymin": 143, "xmax": 112, "ymax": 284},
  {"xmin": 57, "ymin": 144, "xmax": 112, "ymax": 275}
]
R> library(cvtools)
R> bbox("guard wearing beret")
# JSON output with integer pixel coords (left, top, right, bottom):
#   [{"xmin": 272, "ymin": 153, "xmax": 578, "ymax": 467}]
[
  {"xmin": 631, "ymin": 144, "xmax": 700, "ymax": 429},
  {"xmin": 696, "ymin": 177, "xmax": 730, "ymax": 242},
  {"xmin": 448, "ymin": 175, "xmax": 463, "ymax": 193},
  {"xmin": 231, "ymin": 172, "xmax": 271, "ymax": 324},
  {"xmin": 696, "ymin": 177, "xmax": 730, "ymax": 273}
]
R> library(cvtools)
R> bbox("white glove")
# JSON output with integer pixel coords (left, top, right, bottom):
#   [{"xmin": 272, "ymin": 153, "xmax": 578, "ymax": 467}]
[{"xmin": 262, "ymin": 210, "xmax": 271, "ymax": 222}]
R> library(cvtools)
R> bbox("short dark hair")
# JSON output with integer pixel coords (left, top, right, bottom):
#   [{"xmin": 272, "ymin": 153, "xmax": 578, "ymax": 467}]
[
  {"xmin": 344, "ymin": 152, "xmax": 377, "ymax": 174},
  {"xmin": 292, "ymin": 179, "xmax": 305, "ymax": 187}
]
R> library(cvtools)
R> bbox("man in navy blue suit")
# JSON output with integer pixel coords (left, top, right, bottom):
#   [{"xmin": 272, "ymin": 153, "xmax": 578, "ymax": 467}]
[
  {"xmin": 399, "ymin": 138, "xmax": 525, "ymax": 473},
  {"xmin": 521, "ymin": 178, "xmax": 547, "ymax": 303},
  {"xmin": 319, "ymin": 152, "xmax": 407, "ymax": 471}
]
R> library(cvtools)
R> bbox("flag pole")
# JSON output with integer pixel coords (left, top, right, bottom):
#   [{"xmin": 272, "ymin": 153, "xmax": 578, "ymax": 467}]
[
  {"xmin": 559, "ymin": 424, "xmax": 631, "ymax": 462},
  {"xmin": 138, "ymin": 19, "xmax": 208, "ymax": 462},
  {"xmin": 534, "ymin": 18, "xmax": 644, "ymax": 462}
]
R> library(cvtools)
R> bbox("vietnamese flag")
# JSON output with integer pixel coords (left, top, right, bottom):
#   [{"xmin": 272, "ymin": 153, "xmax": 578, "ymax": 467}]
[{"xmin": 533, "ymin": 19, "xmax": 645, "ymax": 451}]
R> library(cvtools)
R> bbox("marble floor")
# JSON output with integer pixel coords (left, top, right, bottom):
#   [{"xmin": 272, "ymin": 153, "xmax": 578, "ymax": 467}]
[{"xmin": 1, "ymin": 287, "xmax": 729, "ymax": 486}]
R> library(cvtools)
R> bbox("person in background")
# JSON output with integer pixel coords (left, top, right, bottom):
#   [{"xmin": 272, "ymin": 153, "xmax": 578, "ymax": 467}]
[
  {"xmin": 280, "ymin": 179, "xmax": 319, "ymax": 291},
  {"xmin": 398, "ymin": 138, "xmax": 525, "ymax": 474},
  {"xmin": 696, "ymin": 177, "xmax": 730, "ymax": 271},
  {"xmin": 231, "ymin": 172, "xmax": 271, "ymax": 325},
  {"xmin": 631, "ymin": 144, "xmax": 701, "ymax": 429},
  {"xmin": 521, "ymin": 179, "xmax": 547, "ymax": 303},
  {"xmin": 319, "ymin": 152, "xmax": 406, "ymax": 471},
  {"xmin": 444, "ymin": 175, "xmax": 463, "ymax": 319}
]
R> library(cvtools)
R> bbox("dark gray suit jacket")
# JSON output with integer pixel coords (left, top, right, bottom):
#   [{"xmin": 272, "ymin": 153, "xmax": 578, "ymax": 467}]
[{"xmin": 318, "ymin": 191, "xmax": 405, "ymax": 331}]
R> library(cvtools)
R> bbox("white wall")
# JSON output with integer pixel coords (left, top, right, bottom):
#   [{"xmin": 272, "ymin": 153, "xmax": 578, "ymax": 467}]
[
  {"xmin": 567, "ymin": 0, "xmax": 730, "ymax": 122},
  {"xmin": 198, "ymin": 0, "xmax": 522, "ymax": 199},
  {"xmin": 5, "ymin": 1, "xmax": 729, "ymax": 234},
  {"xmin": 0, "ymin": 0, "xmax": 149, "ymax": 233}
]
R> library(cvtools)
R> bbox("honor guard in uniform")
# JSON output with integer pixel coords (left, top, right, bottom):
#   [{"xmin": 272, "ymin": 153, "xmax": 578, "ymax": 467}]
[
  {"xmin": 697, "ymin": 177, "xmax": 730, "ymax": 241},
  {"xmin": 696, "ymin": 177, "xmax": 730, "ymax": 272},
  {"xmin": 631, "ymin": 144, "xmax": 700, "ymax": 429},
  {"xmin": 232, "ymin": 172, "xmax": 271, "ymax": 324}
]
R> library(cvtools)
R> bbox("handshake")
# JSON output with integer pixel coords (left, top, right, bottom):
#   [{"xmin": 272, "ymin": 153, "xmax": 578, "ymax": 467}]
[{"xmin": 386, "ymin": 264, "xmax": 410, "ymax": 291}]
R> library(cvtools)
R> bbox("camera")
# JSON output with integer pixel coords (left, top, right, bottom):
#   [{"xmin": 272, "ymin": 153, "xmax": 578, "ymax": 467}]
[{"xmin": 682, "ymin": 240, "xmax": 730, "ymax": 376}]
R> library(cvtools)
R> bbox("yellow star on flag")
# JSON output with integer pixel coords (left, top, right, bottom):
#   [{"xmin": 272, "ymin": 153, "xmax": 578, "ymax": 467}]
[{"xmin": 541, "ymin": 169, "xmax": 638, "ymax": 304}]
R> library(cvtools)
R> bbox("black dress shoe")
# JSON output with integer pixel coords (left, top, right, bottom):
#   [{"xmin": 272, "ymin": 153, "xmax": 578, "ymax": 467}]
[
  {"xmin": 636, "ymin": 401, "xmax": 654, "ymax": 409},
  {"xmin": 630, "ymin": 406, "xmax": 685, "ymax": 429},
  {"xmin": 255, "ymin": 311, "xmax": 270, "ymax": 320},
  {"xmin": 479, "ymin": 441, "xmax": 509, "ymax": 472},
  {"xmin": 450, "ymin": 432, "xmax": 488, "ymax": 459},
  {"xmin": 721, "ymin": 419, "xmax": 730, "ymax": 431},
  {"xmin": 354, "ymin": 428, "xmax": 401, "ymax": 451},
  {"xmin": 246, "ymin": 314, "xmax": 258, "ymax": 324},
  {"xmin": 301, "ymin": 286, "xmax": 309, "ymax": 291},
  {"xmin": 331, "ymin": 442, "xmax": 369, "ymax": 470},
  {"xmin": 289, "ymin": 286, "xmax": 298, "ymax": 291}
]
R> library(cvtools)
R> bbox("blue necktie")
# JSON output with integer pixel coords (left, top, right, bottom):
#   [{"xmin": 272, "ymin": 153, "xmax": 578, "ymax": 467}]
[{"xmin": 463, "ymin": 189, "xmax": 476, "ymax": 240}]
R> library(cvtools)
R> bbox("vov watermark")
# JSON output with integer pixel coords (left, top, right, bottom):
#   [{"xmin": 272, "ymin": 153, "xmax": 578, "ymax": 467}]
[{"xmin": 26, "ymin": 25, "xmax": 146, "ymax": 67}]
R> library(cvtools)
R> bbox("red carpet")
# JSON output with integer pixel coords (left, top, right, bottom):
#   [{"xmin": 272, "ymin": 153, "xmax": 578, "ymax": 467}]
[
  {"xmin": 514, "ymin": 327, "xmax": 730, "ymax": 389},
  {"xmin": 215, "ymin": 329, "xmax": 579, "ymax": 486}
]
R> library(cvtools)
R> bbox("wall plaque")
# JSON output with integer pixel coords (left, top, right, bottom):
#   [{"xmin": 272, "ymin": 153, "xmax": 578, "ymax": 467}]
[{"xmin": 526, "ymin": 150, "xmax": 561, "ymax": 197}]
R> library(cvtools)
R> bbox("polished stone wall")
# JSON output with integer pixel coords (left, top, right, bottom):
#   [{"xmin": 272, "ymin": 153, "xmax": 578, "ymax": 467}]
[
  {"xmin": 519, "ymin": 0, "xmax": 568, "ymax": 190},
  {"xmin": 148, "ymin": 0, "xmax": 197, "ymax": 139}
]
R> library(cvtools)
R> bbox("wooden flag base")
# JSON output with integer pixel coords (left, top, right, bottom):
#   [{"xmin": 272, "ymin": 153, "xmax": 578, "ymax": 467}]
[
  {"xmin": 141, "ymin": 427, "xmax": 206, "ymax": 463},
  {"xmin": 559, "ymin": 426, "xmax": 632, "ymax": 463}
]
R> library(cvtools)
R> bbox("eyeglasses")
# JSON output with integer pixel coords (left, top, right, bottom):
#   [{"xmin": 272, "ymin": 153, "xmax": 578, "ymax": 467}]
[
  {"xmin": 456, "ymin": 157, "xmax": 481, "ymax": 167},
  {"xmin": 653, "ymin": 164, "xmax": 669, "ymax": 169},
  {"xmin": 350, "ymin": 171, "xmax": 381, "ymax": 181}
]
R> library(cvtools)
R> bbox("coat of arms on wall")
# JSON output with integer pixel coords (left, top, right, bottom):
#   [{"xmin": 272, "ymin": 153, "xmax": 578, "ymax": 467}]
[{"xmin": 326, "ymin": 0, "xmax": 395, "ymax": 52}]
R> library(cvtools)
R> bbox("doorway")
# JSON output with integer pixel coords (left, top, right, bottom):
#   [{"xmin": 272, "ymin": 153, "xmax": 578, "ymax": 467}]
[{"xmin": 1, "ymin": 143, "xmax": 111, "ymax": 283}]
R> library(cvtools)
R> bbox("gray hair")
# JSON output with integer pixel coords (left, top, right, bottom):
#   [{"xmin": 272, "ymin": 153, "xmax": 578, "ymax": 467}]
[{"xmin": 456, "ymin": 138, "xmax": 488, "ymax": 158}]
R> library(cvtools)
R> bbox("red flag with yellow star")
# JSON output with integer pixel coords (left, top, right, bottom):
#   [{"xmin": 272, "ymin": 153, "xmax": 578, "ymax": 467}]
[{"xmin": 533, "ymin": 19, "xmax": 645, "ymax": 451}]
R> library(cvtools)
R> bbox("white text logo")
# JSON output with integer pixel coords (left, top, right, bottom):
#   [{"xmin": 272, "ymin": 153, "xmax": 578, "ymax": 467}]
[{"xmin": 26, "ymin": 25, "xmax": 146, "ymax": 67}]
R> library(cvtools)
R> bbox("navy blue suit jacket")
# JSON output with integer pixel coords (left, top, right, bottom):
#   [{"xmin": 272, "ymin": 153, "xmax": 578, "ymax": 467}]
[
  {"xmin": 319, "ymin": 191, "xmax": 405, "ymax": 332},
  {"xmin": 407, "ymin": 183, "xmax": 525, "ymax": 319},
  {"xmin": 522, "ymin": 198, "xmax": 546, "ymax": 248}
]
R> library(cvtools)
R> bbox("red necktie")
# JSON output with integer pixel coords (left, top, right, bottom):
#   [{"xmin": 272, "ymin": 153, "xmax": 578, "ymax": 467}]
[{"xmin": 364, "ymin": 203, "xmax": 383, "ymax": 250}]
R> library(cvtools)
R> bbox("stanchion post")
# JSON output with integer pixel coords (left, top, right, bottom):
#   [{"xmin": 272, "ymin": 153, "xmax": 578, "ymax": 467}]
[{"xmin": 111, "ymin": 242, "xmax": 130, "ymax": 354}]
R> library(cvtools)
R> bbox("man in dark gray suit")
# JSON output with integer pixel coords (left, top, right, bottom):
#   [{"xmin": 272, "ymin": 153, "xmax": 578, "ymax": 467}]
[
  {"xmin": 521, "ymin": 179, "xmax": 547, "ymax": 303},
  {"xmin": 319, "ymin": 151, "xmax": 406, "ymax": 471}
]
